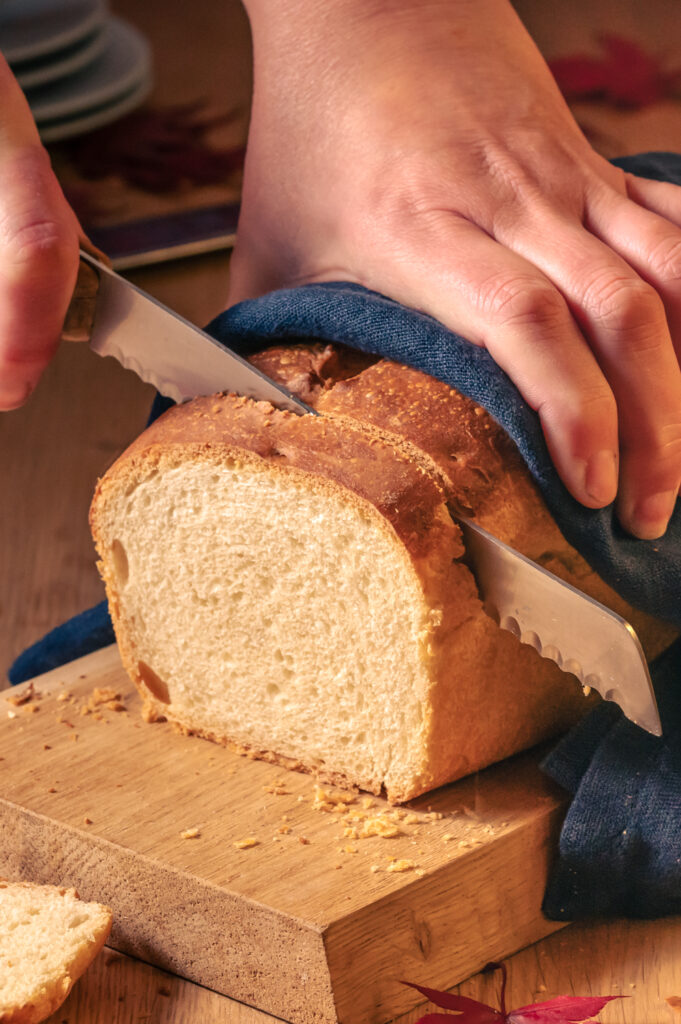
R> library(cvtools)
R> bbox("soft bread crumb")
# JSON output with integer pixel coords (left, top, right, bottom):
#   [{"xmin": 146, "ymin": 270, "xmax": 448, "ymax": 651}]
[
  {"xmin": 5, "ymin": 684, "xmax": 38, "ymax": 707},
  {"xmin": 0, "ymin": 880, "xmax": 112, "ymax": 1024},
  {"xmin": 386, "ymin": 859, "xmax": 417, "ymax": 873},
  {"xmin": 233, "ymin": 838, "xmax": 259, "ymax": 849},
  {"xmin": 180, "ymin": 828, "xmax": 201, "ymax": 840}
]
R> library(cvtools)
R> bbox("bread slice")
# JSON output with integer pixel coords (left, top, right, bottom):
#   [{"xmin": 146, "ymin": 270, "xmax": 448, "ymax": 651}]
[
  {"xmin": 90, "ymin": 346, "xmax": 673, "ymax": 802},
  {"xmin": 0, "ymin": 881, "xmax": 112, "ymax": 1024}
]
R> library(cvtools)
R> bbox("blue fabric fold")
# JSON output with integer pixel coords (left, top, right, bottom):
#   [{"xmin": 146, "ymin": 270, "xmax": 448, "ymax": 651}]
[{"xmin": 10, "ymin": 151, "xmax": 681, "ymax": 920}]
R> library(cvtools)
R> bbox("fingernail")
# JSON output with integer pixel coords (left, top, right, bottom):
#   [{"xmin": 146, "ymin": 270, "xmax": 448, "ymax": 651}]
[
  {"xmin": 584, "ymin": 450, "xmax": 618, "ymax": 506},
  {"xmin": 0, "ymin": 381, "xmax": 34, "ymax": 411},
  {"xmin": 626, "ymin": 489, "xmax": 678, "ymax": 540}
]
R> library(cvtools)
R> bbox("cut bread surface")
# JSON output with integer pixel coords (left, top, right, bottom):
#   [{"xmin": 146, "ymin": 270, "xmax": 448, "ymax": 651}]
[
  {"xmin": 0, "ymin": 881, "xmax": 112, "ymax": 1024},
  {"xmin": 97, "ymin": 451, "xmax": 448, "ymax": 795}
]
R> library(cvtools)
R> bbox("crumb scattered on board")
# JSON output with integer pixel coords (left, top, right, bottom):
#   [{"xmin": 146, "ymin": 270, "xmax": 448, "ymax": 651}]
[
  {"xmin": 5, "ymin": 684, "xmax": 512, "ymax": 878},
  {"xmin": 180, "ymin": 827, "xmax": 201, "ymax": 840}
]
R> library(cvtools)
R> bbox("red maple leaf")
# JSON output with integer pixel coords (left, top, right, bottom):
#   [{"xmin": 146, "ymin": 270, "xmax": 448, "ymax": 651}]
[
  {"xmin": 549, "ymin": 34, "xmax": 681, "ymax": 108},
  {"xmin": 404, "ymin": 962, "xmax": 625, "ymax": 1023}
]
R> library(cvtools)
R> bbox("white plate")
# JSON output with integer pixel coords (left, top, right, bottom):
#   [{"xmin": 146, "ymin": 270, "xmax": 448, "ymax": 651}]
[
  {"xmin": 38, "ymin": 68, "xmax": 152, "ymax": 143},
  {"xmin": 27, "ymin": 17, "xmax": 152, "ymax": 124},
  {"xmin": 14, "ymin": 25, "xmax": 107, "ymax": 90},
  {"xmin": 0, "ymin": 0, "xmax": 106, "ymax": 65}
]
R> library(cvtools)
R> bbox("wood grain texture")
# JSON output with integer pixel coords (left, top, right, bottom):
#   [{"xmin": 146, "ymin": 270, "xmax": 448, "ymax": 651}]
[
  {"xmin": 0, "ymin": 647, "xmax": 570, "ymax": 1024},
  {"xmin": 41, "ymin": 917, "xmax": 681, "ymax": 1024}
]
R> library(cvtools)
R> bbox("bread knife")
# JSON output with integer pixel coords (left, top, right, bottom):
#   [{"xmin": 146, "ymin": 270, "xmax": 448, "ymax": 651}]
[
  {"xmin": 75, "ymin": 251, "xmax": 310, "ymax": 413},
  {"xmin": 73, "ymin": 252, "xmax": 663, "ymax": 737}
]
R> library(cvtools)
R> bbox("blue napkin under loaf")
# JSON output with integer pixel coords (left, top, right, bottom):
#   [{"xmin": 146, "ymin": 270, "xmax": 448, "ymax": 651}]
[{"xmin": 10, "ymin": 152, "xmax": 681, "ymax": 920}]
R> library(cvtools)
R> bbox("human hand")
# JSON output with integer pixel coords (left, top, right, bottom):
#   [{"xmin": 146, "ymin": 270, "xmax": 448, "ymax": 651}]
[
  {"xmin": 0, "ymin": 56, "xmax": 80, "ymax": 410},
  {"xmin": 232, "ymin": 0, "xmax": 681, "ymax": 539}
]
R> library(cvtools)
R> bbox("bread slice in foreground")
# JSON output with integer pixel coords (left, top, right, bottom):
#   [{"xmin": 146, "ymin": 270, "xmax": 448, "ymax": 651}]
[{"xmin": 0, "ymin": 881, "xmax": 112, "ymax": 1024}]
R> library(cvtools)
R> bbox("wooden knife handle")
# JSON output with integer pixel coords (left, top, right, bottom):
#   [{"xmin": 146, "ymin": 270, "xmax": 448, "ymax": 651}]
[{"xmin": 61, "ymin": 240, "xmax": 111, "ymax": 343}]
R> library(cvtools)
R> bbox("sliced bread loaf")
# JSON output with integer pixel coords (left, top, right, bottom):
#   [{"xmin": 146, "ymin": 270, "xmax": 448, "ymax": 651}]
[
  {"xmin": 0, "ymin": 881, "xmax": 112, "ymax": 1024},
  {"xmin": 90, "ymin": 346, "xmax": 672, "ymax": 802}
]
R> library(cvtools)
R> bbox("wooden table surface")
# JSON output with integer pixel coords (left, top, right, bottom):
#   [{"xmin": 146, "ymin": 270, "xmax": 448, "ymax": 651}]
[{"xmin": 1, "ymin": 1, "xmax": 681, "ymax": 1021}]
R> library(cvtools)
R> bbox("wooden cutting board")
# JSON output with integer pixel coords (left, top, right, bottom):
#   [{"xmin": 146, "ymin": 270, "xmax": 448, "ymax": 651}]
[{"xmin": 0, "ymin": 646, "xmax": 569, "ymax": 1024}]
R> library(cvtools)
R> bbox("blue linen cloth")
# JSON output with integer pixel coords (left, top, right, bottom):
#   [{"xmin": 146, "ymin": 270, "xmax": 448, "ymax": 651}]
[{"xmin": 10, "ymin": 151, "xmax": 681, "ymax": 920}]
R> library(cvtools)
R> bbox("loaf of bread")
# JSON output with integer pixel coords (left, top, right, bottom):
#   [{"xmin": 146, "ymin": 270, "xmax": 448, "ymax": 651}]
[
  {"xmin": 0, "ymin": 881, "xmax": 112, "ymax": 1024},
  {"xmin": 90, "ymin": 344, "xmax": 672, "ymax": 803}
]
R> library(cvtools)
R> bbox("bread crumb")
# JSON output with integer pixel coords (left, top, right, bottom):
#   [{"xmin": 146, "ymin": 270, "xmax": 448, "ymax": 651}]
[
  {"xmin": 386, "ymin": 859, "xmax": 416, "ymax": 873},
  {"xmin": 91, "ymin": 687, "xmax": 121, "ymax": 706},
  {"xmin": 6, "ymin": 710, "xmax": 16, "ymax": 719},
  {"xmin": 344, "ymin": 845, "xmax": 358, "ymax": 854},
  {"xmin": 83, "ymin": 817, "xmax": 93, "ymax": 825},
  {"xmin": 362, "ymin": 817, "xmax": 401, "ymax": 839},
  {"xmin": 25, "ymin": 704, "xmax": 40, "ymax": 714},
  {"xmin": 234, "ymin": 838, "xmax": 259, "ymax": 849},
  {"xmin": 43, "ymin": 744, "xmax": 51, "ymax": 750},
  {"xmin": 361, "ymin": 797, "xmax": 375, "ymax": 809},
  {"xmin": 47, "ymin": 787, "xmax": 57, "ymax": 794},
  {"xmin": 57, "ymin": 692, "xmax": 71, "ymax": 702},
  {"xmin": 6, "ymin": 683, "xmax": 37, "ymax": 706},
  {"xmin": 666, "ymin": 996, "xmax": 681, "ymax": 1013},
  {"xmin": 298, "ymin": 836, "xmax": 311, "ymax": 845},
  {"xmin": 402, "ymin": 813, "xmax": 420, "ymax": 825},
  {"xmin": 106, "ymin": 700, "xmax": 126, "ymax": 712},
  {"xmin": 443, "ymin": 833, "xmax": 455, "ymax": 842},
  {"xmin": 277, "ymin": 824, "xmax": 291, "ymax": 834},
  {"xmin": 370, "ymin": 865, "xmax": 381, "ymax": 873},
  {"xmin": 314, "ymin": 786, "xmax": 356, "ymax": 808},
  {"xmin": 180, "ymin": 827, "xmax": 201, "ymax": 840}
]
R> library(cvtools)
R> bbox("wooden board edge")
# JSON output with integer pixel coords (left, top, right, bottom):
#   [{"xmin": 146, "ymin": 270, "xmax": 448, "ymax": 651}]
[
  {"xmin": 0, "ymin": 798, "xmax": 340, "ymax": 1024},
  {"xmin": 323, "ymin": 805, "xmax": 568, "ymax": 1024}
]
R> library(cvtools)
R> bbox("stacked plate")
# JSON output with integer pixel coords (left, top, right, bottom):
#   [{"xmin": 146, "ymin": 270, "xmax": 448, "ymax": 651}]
[{"xmin": 0, "ymin": 0, "xmax": 152, "ymax": 142}]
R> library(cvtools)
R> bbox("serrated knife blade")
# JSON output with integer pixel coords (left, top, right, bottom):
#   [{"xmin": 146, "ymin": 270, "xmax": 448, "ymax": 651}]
[
  {"xmin": 80, "ymin": 251, "xmax": 311, "ymax": 414},
  {"xmin": 76, "ymin": 252, "xmax": 662, "ymax": 736},
  {"xmin": 458, "ymin": 518, "xmax": 662, "ymax": 736}
]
